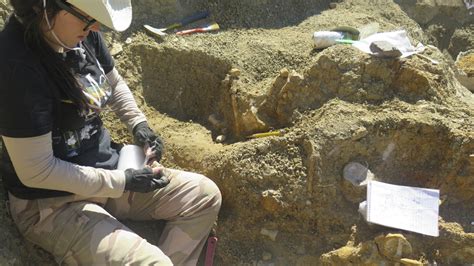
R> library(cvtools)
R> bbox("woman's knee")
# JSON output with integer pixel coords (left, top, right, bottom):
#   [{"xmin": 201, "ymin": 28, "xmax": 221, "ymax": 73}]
[
  {"xmin": 175, "ymin": 171, "xmax": 221, "ymax": 207},
  {"xmin": 199, "ymin": 175, "xmax": 222, "ymax": 212}
]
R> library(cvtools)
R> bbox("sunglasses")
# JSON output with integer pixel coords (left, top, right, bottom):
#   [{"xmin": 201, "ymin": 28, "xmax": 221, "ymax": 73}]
[{"xmin": 54, "ymin": 0, "xmax": 97, "ymax": 31}]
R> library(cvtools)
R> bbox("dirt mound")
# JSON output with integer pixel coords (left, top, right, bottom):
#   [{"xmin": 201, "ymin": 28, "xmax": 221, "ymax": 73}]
[
  {"xmin": 1, "ymin": 0, "xmax": 474, "ymax": 265},
  {"xmin": 396, "ymin": 0, "xmax": 474, "ymax": 58}
]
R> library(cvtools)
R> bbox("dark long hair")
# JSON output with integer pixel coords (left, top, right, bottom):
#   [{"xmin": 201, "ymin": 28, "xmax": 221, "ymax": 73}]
[{"xmin": 10, "ymin": 0, "xmax": 89, "ymax": 111}]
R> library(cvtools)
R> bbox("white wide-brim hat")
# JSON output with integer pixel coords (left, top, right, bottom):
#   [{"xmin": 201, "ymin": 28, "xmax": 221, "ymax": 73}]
[{"xmin": 67, "ymin": 0, "xmax": 132, "ymax": 32}]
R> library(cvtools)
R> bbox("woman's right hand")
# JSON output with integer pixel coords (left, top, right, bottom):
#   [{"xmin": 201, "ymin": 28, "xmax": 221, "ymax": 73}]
[
  {"xmin": 124, "ymin": 167, "xmax": 170, "ymax": 193},
  {"xmin": 133, "ymin": 121, "xmax": 164, "ymax": 163}
]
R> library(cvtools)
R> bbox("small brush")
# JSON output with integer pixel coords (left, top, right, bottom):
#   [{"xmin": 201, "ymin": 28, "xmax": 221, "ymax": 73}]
[{"xmin": 176, "ymin": 23, "xmax": 220, "ymax": 35}]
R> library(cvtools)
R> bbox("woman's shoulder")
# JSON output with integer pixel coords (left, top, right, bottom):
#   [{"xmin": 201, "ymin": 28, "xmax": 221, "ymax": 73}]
[
  {"xmin": 83, "ymin": 31, "xmax": 114, "ymax": 73},
  {"xmin": 0, "ymin": 24, "xmax": 45, "ymax": 90},
  {"xmin": 0, "ymin": 18, "xmax": 40, "ymax": 70}
]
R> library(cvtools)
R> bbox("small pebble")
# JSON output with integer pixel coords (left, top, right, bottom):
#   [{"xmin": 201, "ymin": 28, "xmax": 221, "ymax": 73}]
[
  {"xmin": 125, "ymin": 37, "xmax": 133, "ymax": 44},
  {"xmin": 370, "ymin": 41, "xmax": 402, "ymax": 58},
  {"xmin": 279, "ymin": 68, "xmax": 289, "ymax": 78},
  {"xmin": 229, "ymin": 68, "xmax": 241, "ymax": 78},
  {"xmin": 351, "ymin": 127, "xmax": 368, "ymax": 140},
  {"xmin": 262, "ymin": 252, "xmax": 272, "ymax": 261},
  {"xmin": 109, "ymin": 43, "xmax": 123, "ymax": 56},
  {"xmin": 215, "ymin": 135, "xmax": 226, "ymax": 143},
  {"xmin": 260, "ymin": 228, "xmax": 278, "ymax": 241}
]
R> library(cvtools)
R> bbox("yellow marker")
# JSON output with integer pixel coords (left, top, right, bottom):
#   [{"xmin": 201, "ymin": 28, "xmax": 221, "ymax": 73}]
[{"xmin": 247, "ymin": 130, "xmax": 282, "ymax": 139}]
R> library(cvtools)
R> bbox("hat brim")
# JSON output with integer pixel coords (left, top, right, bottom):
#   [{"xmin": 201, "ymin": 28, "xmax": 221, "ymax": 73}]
[{"xmin": 67, "ymin": 0, "xmax": 132, "ymax": 32}]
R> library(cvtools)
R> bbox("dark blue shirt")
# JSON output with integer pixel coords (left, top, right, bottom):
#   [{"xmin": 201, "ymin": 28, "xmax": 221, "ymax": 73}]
[{"xmin": 0, "ymin": 16, "xmax": 120, "ymax": 199}]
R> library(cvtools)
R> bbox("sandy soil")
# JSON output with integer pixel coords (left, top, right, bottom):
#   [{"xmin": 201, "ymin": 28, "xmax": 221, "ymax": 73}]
[{"xmin": 1, "ymin": 0, "xmax": 473, "ymax": 265}]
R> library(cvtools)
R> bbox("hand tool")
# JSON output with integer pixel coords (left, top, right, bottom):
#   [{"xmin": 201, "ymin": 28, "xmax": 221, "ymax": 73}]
[
  {"xmin": 204, "ymin": 236, "xmax": 218, "ymax": 266},
  {"xmin": 144, "ymin": 11, "xmax": 210, "ymax": 37},
  {"xmin": 247, "ymin": 130, "xmax": 283, "ymax": 139},
  {"xmin": 176, "ymin": 23, "xmax": 220, "ymax": 35}
]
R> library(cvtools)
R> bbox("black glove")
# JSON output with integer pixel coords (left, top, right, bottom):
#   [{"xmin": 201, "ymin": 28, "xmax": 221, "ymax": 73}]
[
  {"xmin": 133, "ymin": 121, "xmax": 164, "ymax": 162},
  {"xmin": 124, "ymin": 167, "xmax": 170, "ymax": 193}
]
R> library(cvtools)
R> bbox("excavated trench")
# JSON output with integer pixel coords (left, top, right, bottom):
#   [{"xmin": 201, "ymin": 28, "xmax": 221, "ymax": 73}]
[{"xmin": 136, "ymin": 45, "xmax": 231, "ymax": 125}]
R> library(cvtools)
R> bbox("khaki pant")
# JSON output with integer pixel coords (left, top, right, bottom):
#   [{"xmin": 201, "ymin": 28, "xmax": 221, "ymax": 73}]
[{"xmin": 8, "ymin": 168, "xmax": 222, "ymax": 266}]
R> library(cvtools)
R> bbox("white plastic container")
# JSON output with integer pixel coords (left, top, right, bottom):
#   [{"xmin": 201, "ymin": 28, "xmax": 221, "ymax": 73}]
[
  {"xmin": 117, "ymin": 145, "xmax": 145, "ymax": 170},
  {"xmin": 313, "ymin": 31, "xmax": 345, "ymax": 49},
  {"xmin": 343, "ymin": 162, "xmax": 374, "ymax": 186}
]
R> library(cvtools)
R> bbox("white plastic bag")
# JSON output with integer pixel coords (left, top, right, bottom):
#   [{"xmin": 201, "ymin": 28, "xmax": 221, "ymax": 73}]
[{"xmin": 352, "ymin": 30, "xmax": 425, "ymax": 58}]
